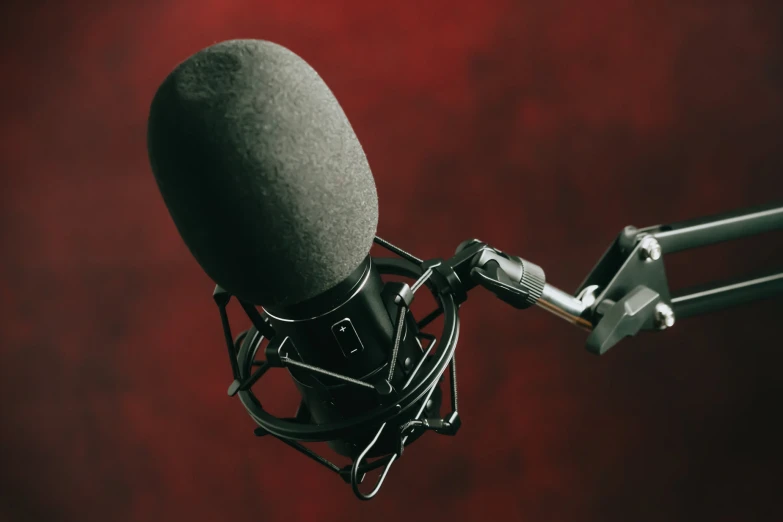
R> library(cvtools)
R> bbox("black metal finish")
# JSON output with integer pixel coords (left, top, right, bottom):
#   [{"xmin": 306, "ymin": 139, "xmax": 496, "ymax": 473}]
[
  {"xmin": 213, "ymin": 285, "xmax": 240, "ymax": 382},
  {"xmin": 644, "ymin": 202, "xmax": 783, "ymax": 254},
  {"xmin": 235, "ymin": 263, "xmax": 458, "ymax": 443},
  {"xmin": 373, "ymin": 236, "xmax": 423, "ymax": 265},
  {"xmin": 579, "ymin": 232, "xmax": 672, "ymax": 354},
  {"xmin": 215, "ymin": 237, "xmax": 464, "ymax": 501},
  {"xmin": 586, "ymin": 286, "xmax": 662, "ymax": 355},
  {"xmin": 433, "ymin": 239, "xmax": 549, "ymax": 308},
  {"xmin": 672, "ymin": 272, "xmax": 783, "ymax": 319},
  {"xmin": 219, "ymin": 236, "xmax": 556, "ymax": 499},
  {"xmin": 386, "ymin": 303, "xmax": 408, "ymax": 382},
  {"xmin": 576, "ymin": 203, "xmax": 783, "ymax": 354}
]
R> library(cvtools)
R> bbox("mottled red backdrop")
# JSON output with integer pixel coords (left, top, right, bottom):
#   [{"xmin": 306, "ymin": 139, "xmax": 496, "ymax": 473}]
[{"xmin": 2, "ymin": 1, "xmax": 783, "ymax": 521}]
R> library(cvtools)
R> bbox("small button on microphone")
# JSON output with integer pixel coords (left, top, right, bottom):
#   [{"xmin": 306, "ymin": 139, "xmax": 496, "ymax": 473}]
[{"xmin": 331, "ymin": 318, "xmax": 365, "ymax": 357}]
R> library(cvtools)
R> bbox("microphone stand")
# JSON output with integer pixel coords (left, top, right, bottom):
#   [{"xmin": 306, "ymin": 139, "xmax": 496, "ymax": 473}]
[
  {"xmin": 214, "ymin": 201, "xmax": 783, "ymax": 501},
  {"xmin": 449, "ymin": 202, "xmax": 783, "ymax": 355}
]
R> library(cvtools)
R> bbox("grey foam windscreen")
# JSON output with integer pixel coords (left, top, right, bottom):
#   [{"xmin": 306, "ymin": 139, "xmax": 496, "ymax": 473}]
[{"xmin": 147, "ymin": 39, "xmax": 379, "ymax": 307}]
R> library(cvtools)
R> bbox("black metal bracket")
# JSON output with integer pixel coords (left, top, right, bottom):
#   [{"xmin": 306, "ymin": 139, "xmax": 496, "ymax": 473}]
[
  {"xmin": 575, "ymin": 227, "xmax": 672, "ymax": 354},
  {"xmin": 586, "ymin": 286, "xmax": 663, "ymax": 355},
  {"xmin": 576, "ymin": 203, "xmax": 783, "ymax": 355},
  {"xmin": 421, "ymin": 238, "xmax": 547, "ymax": 309}
]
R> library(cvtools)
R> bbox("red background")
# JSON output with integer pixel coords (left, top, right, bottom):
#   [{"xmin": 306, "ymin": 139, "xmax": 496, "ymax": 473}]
[{"xmin": 2, "ymin": 1, "xmax": 782, "ymax": 521}]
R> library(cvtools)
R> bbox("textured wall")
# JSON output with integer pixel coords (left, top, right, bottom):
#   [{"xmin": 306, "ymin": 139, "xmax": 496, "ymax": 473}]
[{"xmin": 1, "ymin": 1, "xmax": 782, "ymax": 521}]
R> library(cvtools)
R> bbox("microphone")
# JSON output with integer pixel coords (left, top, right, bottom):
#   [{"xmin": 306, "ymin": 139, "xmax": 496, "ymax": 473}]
[
  {"xmin": 147, "ymin": 39, "xmax": 445, "ymax": 466},
  {"xmin": 147, "ymin": 38, "xmax": 783, "ymax": 503}
]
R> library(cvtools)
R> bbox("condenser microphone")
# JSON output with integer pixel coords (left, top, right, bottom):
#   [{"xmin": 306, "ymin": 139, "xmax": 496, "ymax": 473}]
[
  {"xmin": 146, "ymin": 36, "xmax": 783, "ymax": 504},
  {"xmin": 147, "ymin": 39, "xmax": 443, "ymax": 463}
]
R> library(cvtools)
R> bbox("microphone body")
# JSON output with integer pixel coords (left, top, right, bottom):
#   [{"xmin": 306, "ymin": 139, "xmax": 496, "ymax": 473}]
[{"xmin": 260, "ymin": 257, "xmax": 438, "ymax": 457}]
